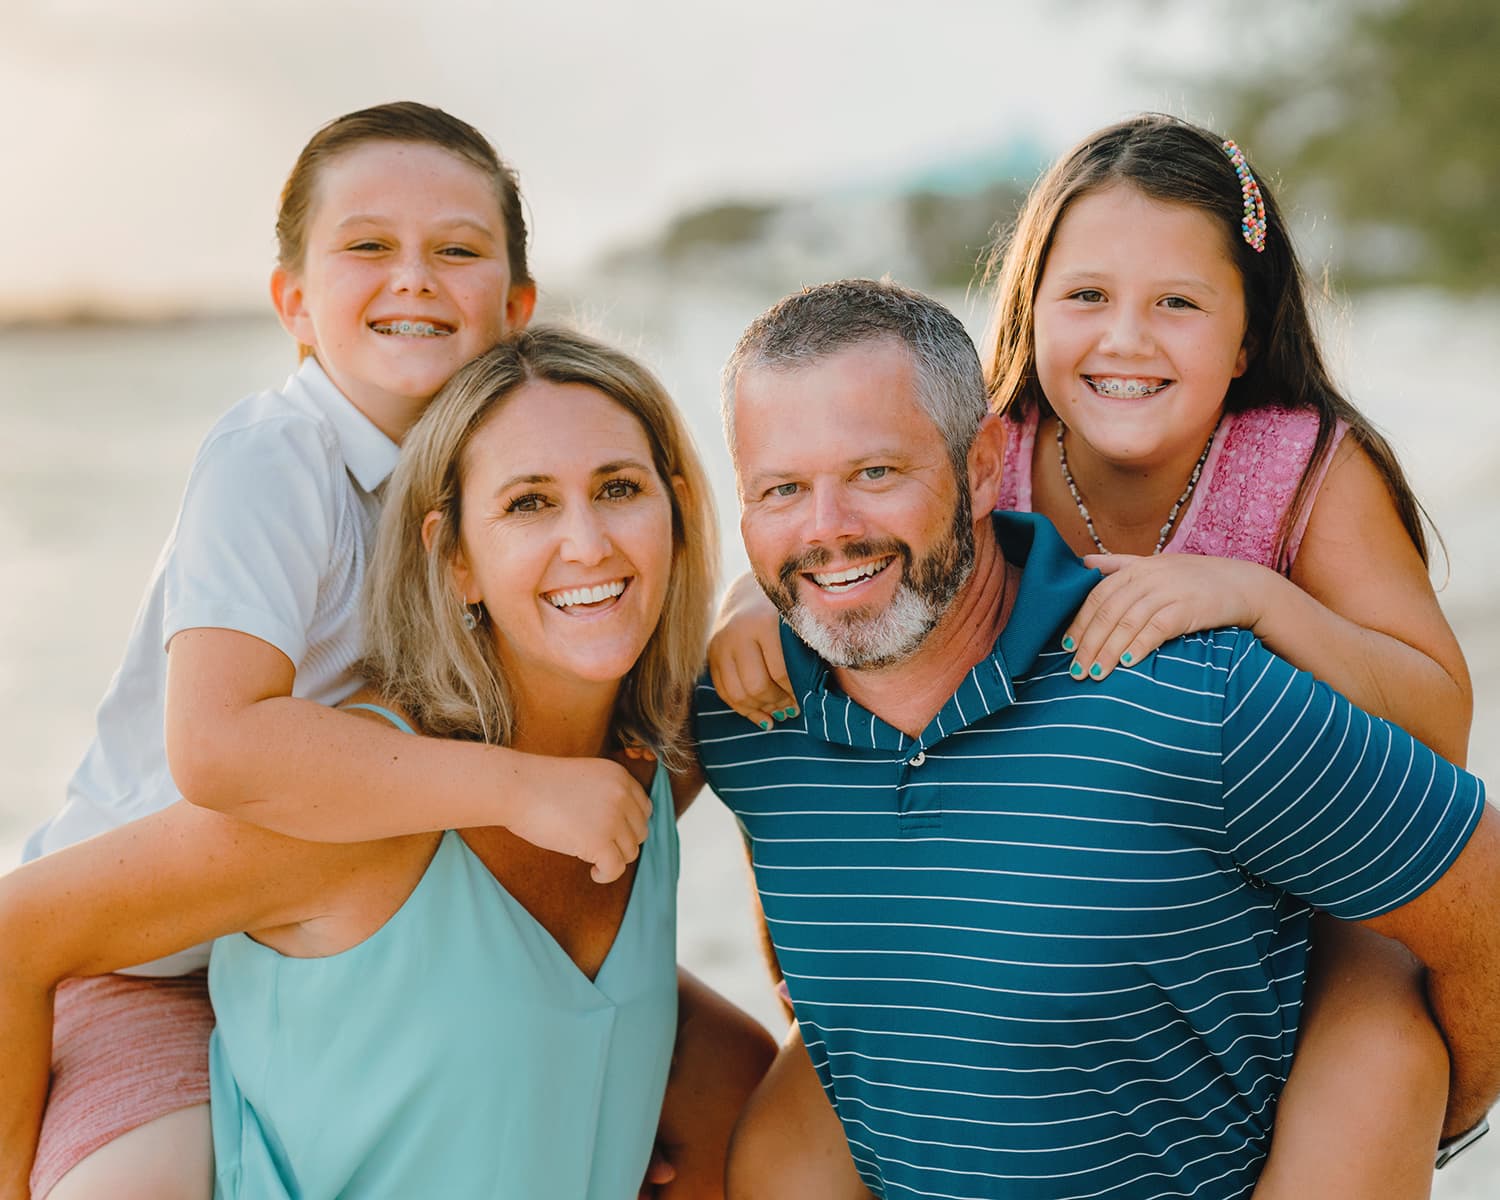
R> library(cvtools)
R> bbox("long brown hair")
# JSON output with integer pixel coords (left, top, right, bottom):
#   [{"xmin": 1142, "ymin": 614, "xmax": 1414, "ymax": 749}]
[
  {"xmin": 360, "ymin": 326, "xmax": 717, "ymax": 770},
  {"xmin": 984, "ymin": 113, "xmax": 1430, "ymax": 569}
]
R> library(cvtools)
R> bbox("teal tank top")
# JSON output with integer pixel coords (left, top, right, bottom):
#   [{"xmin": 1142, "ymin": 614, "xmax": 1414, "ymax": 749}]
[{"xmin": 207, "ymin": 708, "xmax": 679, "ymax": 1199}]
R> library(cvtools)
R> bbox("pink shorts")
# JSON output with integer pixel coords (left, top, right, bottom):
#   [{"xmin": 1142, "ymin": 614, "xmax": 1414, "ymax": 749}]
[{"xmin": 31, "ymin": 973, "xmax": 214, "ymax": 1198}]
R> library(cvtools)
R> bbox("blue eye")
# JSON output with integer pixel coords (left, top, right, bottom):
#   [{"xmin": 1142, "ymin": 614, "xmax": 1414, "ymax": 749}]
[
  {"xmin": 860, "ymin": 466, "xmax": 889, "ymax": 481},
  {"xmin": 769, "ymin": 482, "xmax": 800, "ymax": 499},
  {"xmin": 600, "ymin": 478, "xmax": 642, "ymax": 501}
]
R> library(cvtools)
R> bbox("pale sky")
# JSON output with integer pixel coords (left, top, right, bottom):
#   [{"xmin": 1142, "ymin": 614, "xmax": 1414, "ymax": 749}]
[{"xmin": 2, "ymin": 0, "xmax": 1232, "ymax": 317}]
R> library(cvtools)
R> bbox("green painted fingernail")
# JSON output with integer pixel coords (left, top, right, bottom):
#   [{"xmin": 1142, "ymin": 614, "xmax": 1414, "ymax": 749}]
[
  {"xmin": 772, "ymin": 709, "xmax": 786, "ymax": 721},
  {"xmin": 1069, "ymin": 662, "xmax": 1085, "ymax": 679},
  {"xmin": 1089, "ymin": 662, "xmax": 1104, "ymax": 679},
  {"xmin": 787, "ymin": 706, "xmax": 799, "ymax": 718},
  {"xmin": 1062, "ymin": 635, "xmax": 1076, "ymax": 652},
  {"xmin": 1121, "ymin": 651, "xmax": 1134, "ymax": 666},
  {"xmin": 758, "ymin": 720, "xmax": 771, "ymax": 730}
]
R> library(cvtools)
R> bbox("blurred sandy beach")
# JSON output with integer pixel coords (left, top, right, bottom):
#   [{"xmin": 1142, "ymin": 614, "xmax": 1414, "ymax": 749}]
[{"xmin": 2, "ymin": 283, "xmax": 1497, "ymax": 1193}]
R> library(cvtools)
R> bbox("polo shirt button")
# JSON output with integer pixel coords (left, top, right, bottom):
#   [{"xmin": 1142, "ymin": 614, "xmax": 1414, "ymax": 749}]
[{"xmin": 909, "ymin": 751, "xmax": 926, "ymax": 767}]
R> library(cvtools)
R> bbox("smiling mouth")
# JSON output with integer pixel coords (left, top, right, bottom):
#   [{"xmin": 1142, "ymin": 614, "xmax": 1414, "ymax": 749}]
[
  {"xmin": 545, "ymin": 579, "xmax": 629, "ymax": 612},
  {"xmin": 369, "ymin": 320, "xmax": 454, "ymax": 338},
  {"xmin": 1084, "ymin": 375, "xmax": 1172, "ymax": 399},
  {"xmin": 807, "ymin": 557, "xmax": 894, "ymax": 593}
]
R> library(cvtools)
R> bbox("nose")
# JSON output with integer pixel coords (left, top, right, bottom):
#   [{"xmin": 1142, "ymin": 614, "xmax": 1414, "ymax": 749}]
[
  {"xmin": 559, "ymin": 503, "xmax": 611, "ymax": 565},
  {"xmin": 389, "ymin": 248, "xmax": 437, "ymax": 296},
  {"xmin": 803, "ymin": 482, "xmax": 865, "ymax": 548},
  {"xmin": 1097, "ymin": 305, "xmax": 1153, "ymax": 357}
]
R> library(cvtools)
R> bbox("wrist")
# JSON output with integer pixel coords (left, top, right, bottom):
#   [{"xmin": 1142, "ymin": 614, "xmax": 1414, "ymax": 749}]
[
  {"xmin": 1239, "ymin": 560, "xmax": 1289, "ymax": 638},
  {"xmin": 488, "ymin": 744, "xmax": 550, "ymax": 831}
]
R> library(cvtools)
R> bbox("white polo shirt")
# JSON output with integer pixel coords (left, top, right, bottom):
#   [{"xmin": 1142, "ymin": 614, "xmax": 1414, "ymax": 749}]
[{"xmin": 25, "ymin": 358, "xmax": 398, "ymax": 973}]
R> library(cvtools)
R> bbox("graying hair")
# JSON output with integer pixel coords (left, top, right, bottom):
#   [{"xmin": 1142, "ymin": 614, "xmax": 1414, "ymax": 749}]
[{"xmin": 720, "ymin": 278, "xmax": 987, "ymax": 476}]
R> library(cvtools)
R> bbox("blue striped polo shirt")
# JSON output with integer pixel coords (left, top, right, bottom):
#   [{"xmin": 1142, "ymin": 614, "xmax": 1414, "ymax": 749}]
[{"xmin": 695, "ymin": 512, "xmax": 1485, "ymax": 1200}]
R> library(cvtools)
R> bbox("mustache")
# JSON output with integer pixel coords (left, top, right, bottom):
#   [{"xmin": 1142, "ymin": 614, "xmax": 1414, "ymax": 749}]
[{"xmin": 776, "ymin": 539, "xmax": 913, "ymax": 592}]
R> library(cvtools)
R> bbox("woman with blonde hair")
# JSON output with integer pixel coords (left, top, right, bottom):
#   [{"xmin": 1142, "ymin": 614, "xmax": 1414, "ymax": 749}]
[{"xmin": 0, "ymin": 326, "xmax": 771, "ymax": 1199}]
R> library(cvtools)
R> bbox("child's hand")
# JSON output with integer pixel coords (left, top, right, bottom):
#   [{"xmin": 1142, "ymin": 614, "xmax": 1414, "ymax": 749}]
[
  {"xmin": 1064, "ymin": 553, "xmax": 1272, "ymax": 681},
  {"xmin": 709, "ymin": 572, "xmax": 798, "ymax": 730},
  {"xmin": 505, "ymin": 756, "xmax": 653, "ymax": 883}
]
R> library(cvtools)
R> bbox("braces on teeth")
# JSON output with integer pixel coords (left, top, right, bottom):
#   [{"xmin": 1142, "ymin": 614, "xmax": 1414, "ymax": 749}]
[
  {"xmin": 1090, "ymin": 377, "xmax": 1165, "ymax": 399},
  {"xmin": 379, "ymin": 320, "xmax": 446, "ymax": 336}
]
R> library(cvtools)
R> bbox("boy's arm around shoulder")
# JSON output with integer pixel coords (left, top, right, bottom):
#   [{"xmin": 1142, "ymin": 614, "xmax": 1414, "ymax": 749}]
[
  {"xmin": 0, "ymin": 802, "xmax": 389, "ymax": 1197},
  {"xmin": 166, "ymin": 629, "xmax": 652, "ymax": 882}
]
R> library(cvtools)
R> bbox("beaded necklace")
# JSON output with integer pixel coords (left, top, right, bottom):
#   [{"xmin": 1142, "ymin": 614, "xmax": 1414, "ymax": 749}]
[{"xmin": 1055, "ymin": 420, "xmax": 1219, "ymax": 555}]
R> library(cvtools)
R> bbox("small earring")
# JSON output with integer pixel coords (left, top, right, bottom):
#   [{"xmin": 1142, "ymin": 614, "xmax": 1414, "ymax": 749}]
[{"xmin": 461, "ymin": 605, "xmax": 478, "ymax": 631}]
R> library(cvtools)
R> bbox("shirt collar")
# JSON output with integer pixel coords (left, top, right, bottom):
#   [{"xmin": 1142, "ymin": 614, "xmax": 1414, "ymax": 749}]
[
  {"xmin": 290, "ymin": 357, "xmax": 401, "ymax": 493},
  {"xmin": 780, "ymin": 512, "xmax": 1100, "ymax": 750}
]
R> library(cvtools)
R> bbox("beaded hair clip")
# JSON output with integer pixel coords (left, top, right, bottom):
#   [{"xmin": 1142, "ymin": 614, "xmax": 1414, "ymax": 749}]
[{"xmin": 1221, "ymin": 139, "xmax": 1267, "ymax": 253}]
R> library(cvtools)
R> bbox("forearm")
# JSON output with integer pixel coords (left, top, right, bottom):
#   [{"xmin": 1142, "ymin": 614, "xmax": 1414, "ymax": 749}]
[
  {"xmin": 0, "ymin": 978, "xmax": 50, "ymax": 1200},
  {"xmin": 1249, "ymin": 569, "xmax": 1472, "ymax": 764},
  {"xmin": 1425, "ymin": 964, "xmax": 1500, "ymax": 1138},
  {"xmin": 171, "ymin": 694, "xmax": 543, "ymax": 841}
]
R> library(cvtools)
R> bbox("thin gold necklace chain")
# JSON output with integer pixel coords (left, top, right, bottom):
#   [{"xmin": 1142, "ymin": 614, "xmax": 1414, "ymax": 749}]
[{"xmin": 1055, "ymin": 419, "xmax": 1219, "ymax": 556}]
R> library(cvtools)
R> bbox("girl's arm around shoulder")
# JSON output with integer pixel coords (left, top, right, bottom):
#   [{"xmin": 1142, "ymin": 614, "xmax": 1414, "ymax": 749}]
[
  {"xmin": 166, "ymin": 627, "xmax": 654, "ymax": 882},
  {"xmin": 1066, "ymin": 439, "xmax": 1471, "ymax": 763},
  {"xmin": 1277, "ymin": 437, "xmax": 1472, "ymax": 763},
  {"xmin": 0, "ymin": 803, "xmax": 397, "ymax": 1197},
  {"xmin": 708, "ymin": 571, "xmax": 796, "ymax": 731}
]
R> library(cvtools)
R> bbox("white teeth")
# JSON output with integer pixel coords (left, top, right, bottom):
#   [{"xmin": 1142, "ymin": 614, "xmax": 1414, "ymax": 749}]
[
  {"xmin": 812, "ymin": 559, "xmax": 890, "ymax": 589},
  {"xmin": 547, "ymin": 580, "xmax": 627, "ymax": 610},
  {"xmin": 371, "ymin": 320, "xmax": 451, "ymax": 337},
  {"xmin": 1086, "ymin": 376, "xmax": 1169, "ymax": 399}
]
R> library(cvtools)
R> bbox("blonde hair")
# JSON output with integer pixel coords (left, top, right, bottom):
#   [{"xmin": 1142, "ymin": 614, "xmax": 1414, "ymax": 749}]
[{"xmin": 361, "ymin": 326, "xmax": 717, "ymax": 770}]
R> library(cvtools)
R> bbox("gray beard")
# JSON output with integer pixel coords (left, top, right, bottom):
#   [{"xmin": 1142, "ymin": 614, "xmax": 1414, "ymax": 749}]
[{"xmin": 766, "ymin": 495, "xmax": 976, "ymax": 671}]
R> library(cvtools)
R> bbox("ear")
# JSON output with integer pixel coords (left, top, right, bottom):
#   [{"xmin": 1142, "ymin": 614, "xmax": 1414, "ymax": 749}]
[
  {"xmin": 424, "ymin": 510, "xmax": 479, "ymax": 603},
  {"xmin": 270, "ymin": 266, "xmax": 317, "ymax": 350},
  {"xmin": 966, "ymin": 413, "xmax": 1007, "ymax": 517},
  {"xmin": 1233, "ymin": 324, "xmax": 1256, "ymax": 379},
  {"xmin": 505, "ymin": 282, "xmax": 538, "ymax": 331}
]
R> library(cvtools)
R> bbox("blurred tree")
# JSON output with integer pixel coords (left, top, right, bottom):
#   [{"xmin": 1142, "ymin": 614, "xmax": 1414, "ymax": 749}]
[{"xmin": 1220, "ymin": 0, "xmax": 1499, "ymax": 291}]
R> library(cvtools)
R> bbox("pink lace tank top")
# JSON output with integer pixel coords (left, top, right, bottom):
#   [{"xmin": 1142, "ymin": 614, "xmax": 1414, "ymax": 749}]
[{"xmin": 997, "ymin": 406, "xmax": 1348, "ymax": 572}]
